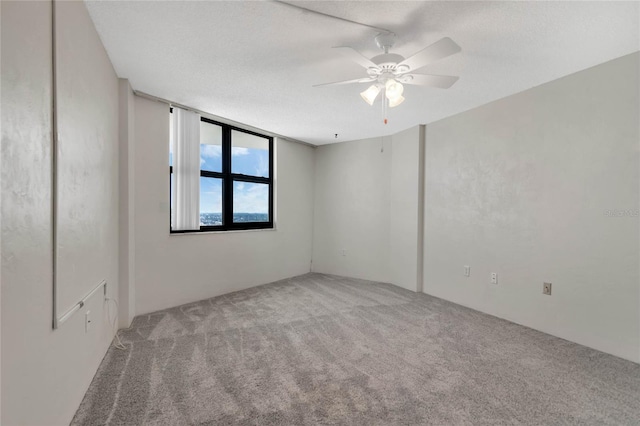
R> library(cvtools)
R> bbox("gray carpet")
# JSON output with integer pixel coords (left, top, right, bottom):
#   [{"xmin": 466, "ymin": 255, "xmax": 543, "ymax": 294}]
[{"xmin": 72, "ymin": 273, "xmax": 640, "ymax": 425}]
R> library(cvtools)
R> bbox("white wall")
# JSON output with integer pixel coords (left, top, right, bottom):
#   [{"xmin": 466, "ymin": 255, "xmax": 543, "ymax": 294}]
[
  {"xmin": 312, "ymin": 136, "xmax": 392, "ymax": 282},
  {"xmin": 133, "ymin": 96, "xmax": 316, "ymax": 315},
  {"xmin": 390, "ymin": 126, "xmax": 425, "ymax": 292},
  {"xmin": 54, "ymin": 0, "xmax": 120, "ymax": 316},
  {"xmin": 1, "ymin": 1, "xmax": 120, "ymax": 424},
  {"xmin": 118, "ymin": 79, "xmax": 136, "ymax": 327},
  {"xmin": 424, "ymin": 52, "xmax": 640, "ymax": 363},
  {"xmin": 312, "ymin": 128, "xmax": 424, "ymax": 291}
]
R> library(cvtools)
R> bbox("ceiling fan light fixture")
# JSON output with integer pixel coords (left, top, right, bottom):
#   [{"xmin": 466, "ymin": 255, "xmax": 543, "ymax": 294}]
[
  {"xmin": 316, "ymin": 35, "xmax": 461, "ymax": 122},
  {"xmin": 360, "ymin": 84, "xmax": 381, "ymax": 105},
  {"xmin": 385, "ymin": 78, "xmax": 404, "ymax": 100},
  {"xmin": 388, "ymin": 95, "xmax": 405, "ymax": 108}
]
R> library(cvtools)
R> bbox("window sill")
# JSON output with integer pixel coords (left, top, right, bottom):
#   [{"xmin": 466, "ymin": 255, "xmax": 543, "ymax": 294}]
[{"xmin": 169, "ymin": 226, "xmax": 277, "ymax": 236}]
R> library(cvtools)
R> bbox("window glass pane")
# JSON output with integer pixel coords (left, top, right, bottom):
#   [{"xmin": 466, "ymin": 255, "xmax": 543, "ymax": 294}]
[
  {"xmin": 200, "ymin": 177, "xmax": 223, "ymax": 226},
  {"xmin": 233, "ymin": 181, "xmax": 269, "ymax": 223},
  {"xmin": 231, "ymin": 130, "xmax": 269, "ymax": 178},
  {"xmin": 200, "ymin": 121, "xmax": 222, "ymax": 173}
]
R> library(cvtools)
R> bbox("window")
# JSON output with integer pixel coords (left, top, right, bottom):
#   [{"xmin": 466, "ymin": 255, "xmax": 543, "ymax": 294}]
[{"xmin": 170, "ymin": 113, "xmax": 273, "ymax": 232}]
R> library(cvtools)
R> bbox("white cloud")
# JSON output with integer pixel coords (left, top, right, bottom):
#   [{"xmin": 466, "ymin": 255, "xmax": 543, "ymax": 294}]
[
  {"xmin": 201, "ymin": 144, "xmax": 221, "ymax": 158},
  {"xmin": 233, "ymin": 182, "xmax": 268, "ymax": 213},
  {"xmin": 232, "ymin": 147, "xmax": 249, "ymax": 156},
  {"xmin": 255, "ymin": 154, "xmax": 268, "ymax": 177},
  {"xmin": 200, "ymin": 185, "xmax": 222, "ymax": 213},
  {"xmin": 200, "ymin": 175, "xmax": 222, "ymax": 209}
]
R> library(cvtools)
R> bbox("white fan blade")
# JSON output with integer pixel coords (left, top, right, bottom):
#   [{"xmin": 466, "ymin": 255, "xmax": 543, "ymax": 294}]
[
  {"xmin": 333, "ymin": 46, "xmax": 378, "ymax": 69},
  {"xmin": 397, "ymin": 37, "xmax": 461, "ymax": 72},
  {"xmin": 403, "ymin": 74, "xmax": 459, "ymax": 89},
  {"xmin": 313, "ymin": 77, "xmax": 376, "ymax": 87}
]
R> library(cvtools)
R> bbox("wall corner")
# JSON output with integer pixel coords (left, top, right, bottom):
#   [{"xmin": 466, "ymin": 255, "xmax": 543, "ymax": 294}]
[{"xmin": 118, "ymin": 78, "xmax": 136, "ymax": 328}]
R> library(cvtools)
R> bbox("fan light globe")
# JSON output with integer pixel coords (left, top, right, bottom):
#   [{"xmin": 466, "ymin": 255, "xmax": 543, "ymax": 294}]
[
  {"xmin": 388, "ymin": 95, "xmax": 405, "ymax": 108},
  {"xmin": 360, "ymin": 84, "xmax": 381, "ymax": 105},
  {"xmin": 385, "ymin": 79, "xmax": 404, "ymax": 100}
]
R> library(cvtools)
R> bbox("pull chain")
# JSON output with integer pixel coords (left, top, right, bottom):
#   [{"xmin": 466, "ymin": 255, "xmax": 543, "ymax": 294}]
[{"xmin": 382, "ymin": 94, "xmax": 388, "ymax": 124}]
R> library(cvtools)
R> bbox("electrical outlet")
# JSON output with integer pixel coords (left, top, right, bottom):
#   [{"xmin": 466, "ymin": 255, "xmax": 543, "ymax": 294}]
[
  {"xmin": 543, "ymin": 282, "xmax": 552, "ymax": 295},
  {"xmin": 491, "ymin": 272, "xmax": 498, "ymax": 284},
  {"xmin": 85, "ymin": 310, "xmax": 92, "ymax": 333},
  {"xmin": 464, "ymin": 265, "xmax": 470, "ymax": 277}
]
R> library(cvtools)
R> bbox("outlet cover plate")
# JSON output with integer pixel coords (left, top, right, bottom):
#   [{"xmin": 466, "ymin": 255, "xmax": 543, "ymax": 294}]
[{"xmin": 543, "ymin": 282, "xmax": 552, "ymax": 295}]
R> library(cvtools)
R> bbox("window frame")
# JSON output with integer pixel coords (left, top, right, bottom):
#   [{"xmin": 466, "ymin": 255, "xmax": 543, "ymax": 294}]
[{"xmin": 170, "ymin": 114, "xmax": 274, "ymax": 233}]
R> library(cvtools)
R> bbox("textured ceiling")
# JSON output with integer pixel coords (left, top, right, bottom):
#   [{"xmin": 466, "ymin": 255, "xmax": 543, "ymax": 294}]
[{"xmin": 85, "ymin": 1, "xmax": 639, "ymax": 145}]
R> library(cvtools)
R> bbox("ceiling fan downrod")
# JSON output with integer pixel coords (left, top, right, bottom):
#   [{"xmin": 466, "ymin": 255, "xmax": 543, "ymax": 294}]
[{"xmin": 375, "ymin": 32, "xmax": 396, "ymax": 54}]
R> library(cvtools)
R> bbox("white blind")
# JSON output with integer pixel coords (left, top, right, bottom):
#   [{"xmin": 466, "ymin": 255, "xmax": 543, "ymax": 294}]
[{"xmin": 170, "ymin": 107, "xmax": 201, "ymax": 230}]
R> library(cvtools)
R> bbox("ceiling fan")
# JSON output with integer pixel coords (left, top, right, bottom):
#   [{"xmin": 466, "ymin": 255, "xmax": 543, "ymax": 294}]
[{"xmin": 315, "ymin": 33, "xmax": 461, "ymax": 110}]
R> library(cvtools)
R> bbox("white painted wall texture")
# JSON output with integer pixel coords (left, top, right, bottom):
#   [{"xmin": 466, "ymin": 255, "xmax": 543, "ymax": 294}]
[
  {"xmin": 312, "ymin": 128, "xmax": 424, "ymax": 292},
  {"xmin": 312, "ymin": 136, "xmax": 392, "ymax": 282},
  {"xmin": 423, "ymin": 53, "xmax": 640, "ymax": 363},
  {"xmin": 390, "ymin": 126, "xmax": 425, "ymax": 293},
  {"xmin": 133, "ymin": 96, "xmax": 316, "ymax": 315},
  {"xmin": 55, "ymin": 0, "xmax": 120, "ymax": 319},
  {"xmin": 1, "ymin": 1, "xmax": 120, "ymax": 424},
  {"xmin": 119, "ymin": 79, "xmax": 136, "ymax": 327}
]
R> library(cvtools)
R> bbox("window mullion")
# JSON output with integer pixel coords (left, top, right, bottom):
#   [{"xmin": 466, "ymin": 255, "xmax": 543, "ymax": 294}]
[
  {"xmin": 222, "ymin": 126, "xmax": 233, "ymax": 227},
  {"xmin": 229, "ymin": 174, "xmax": 271, "ymax": 184},
  {"xmin": 200, "ymin": 170, "xmax": 224, "ymax": 179}
]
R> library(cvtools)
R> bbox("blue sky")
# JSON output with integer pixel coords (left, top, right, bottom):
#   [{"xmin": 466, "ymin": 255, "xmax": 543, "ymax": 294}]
[
  {"xmin": 199, "ymin": 145, "xmax": 269, "ymax": 213},
  {"xmin": 200, "ymin": 177, "xmax": 222, "ymax": 213},
  {"xmin": 171, "ymin": 135, "xmax": 269, "ymax": 214},
  {"xmin": 199, "ymin": 144, "xmax": 269, "ymax": 178}
]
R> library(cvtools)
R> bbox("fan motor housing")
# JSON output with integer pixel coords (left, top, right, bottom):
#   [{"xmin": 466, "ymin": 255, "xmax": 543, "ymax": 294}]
[{"xmin": 372, "ymin": 53, "xmax": 405, "ymax": 70}]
